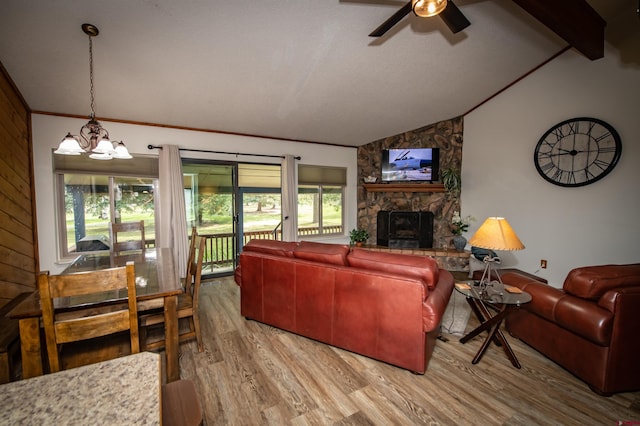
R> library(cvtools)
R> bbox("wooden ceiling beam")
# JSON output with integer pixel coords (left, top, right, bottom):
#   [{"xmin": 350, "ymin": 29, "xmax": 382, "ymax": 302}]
[{"xmin": 513, "ymin": 0, "xmax": 606, "ymax": 60}]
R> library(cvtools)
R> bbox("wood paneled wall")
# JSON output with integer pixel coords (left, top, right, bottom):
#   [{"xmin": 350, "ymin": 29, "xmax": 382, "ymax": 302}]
[{"xmin": 0, "ymin": 61, "xmax": 38, "ymax": 309}]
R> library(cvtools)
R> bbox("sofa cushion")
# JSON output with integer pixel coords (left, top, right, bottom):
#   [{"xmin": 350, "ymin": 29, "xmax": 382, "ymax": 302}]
[
  {"xmin": 243, "ymin": 239, "xmax": 297, "ymax": 258},
  {"xmin": 563, "ymin": 264, "xmax": 640, "ymax": 300},
  {"xmin": 554, "ymin": 296, "xmax": 613, "ymax": 346},
  {"xmin": 347, "ymin": 248, "xmax": 439, "ymax": 290},
  {"xmin": 293, "ymin": 241, "xmax": 349, "ymax": 266}
]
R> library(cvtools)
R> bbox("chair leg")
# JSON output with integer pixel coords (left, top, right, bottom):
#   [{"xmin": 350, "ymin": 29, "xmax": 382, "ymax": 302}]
[
  {"xmin": 0, "ymin": 352, "xmax": 10, "ymax": 384},
  {"xmin": 192, "ymin": 314, "xmax": 203, "ymax": 353},
  {"xmin": 139, "ymin": 325, "xmax": 148, "ymax": 351}
]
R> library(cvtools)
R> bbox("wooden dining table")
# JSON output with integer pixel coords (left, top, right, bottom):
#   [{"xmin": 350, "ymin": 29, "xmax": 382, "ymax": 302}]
[{"xmin": 7, "ymin": 248, "xmax": 183, "ymax": 382}]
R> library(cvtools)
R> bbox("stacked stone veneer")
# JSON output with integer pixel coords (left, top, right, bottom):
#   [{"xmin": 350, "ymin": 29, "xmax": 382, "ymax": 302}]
[{"xmin": 357, "ymin": 116, "xmax": 468, "ymax": 270}]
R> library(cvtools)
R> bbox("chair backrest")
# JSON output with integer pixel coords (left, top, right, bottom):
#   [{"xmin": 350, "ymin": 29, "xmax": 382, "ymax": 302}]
[
  {"xmin": 188, "ymin": 236, "xmax": 206, "ymax": 313},
  {"xmin": 38, "ymin": 262, "xmax": 140, "ymax": 373},
  {"xmin": 110, "ymin": 220, "xmax": 146, "ymax": 263},
  {"xmin": 184, "ymin": 226, "xmax": 198, "ymax": 290}
]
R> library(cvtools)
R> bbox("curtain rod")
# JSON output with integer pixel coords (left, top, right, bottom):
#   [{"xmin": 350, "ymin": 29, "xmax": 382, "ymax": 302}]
[{"xmin": 147, "ymin": 145, "xmax": 301, "ymax": 160}]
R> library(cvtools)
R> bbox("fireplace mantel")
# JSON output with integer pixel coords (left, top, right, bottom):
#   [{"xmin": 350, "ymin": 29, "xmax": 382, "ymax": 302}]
[{"xmin": 363, "ymin": 183, "xmax": 445, "ymax": 193}]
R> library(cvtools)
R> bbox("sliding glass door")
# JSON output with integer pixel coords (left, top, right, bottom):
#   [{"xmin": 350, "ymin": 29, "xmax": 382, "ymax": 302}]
[
  {"xmin": 182, "ymin": 161, "xmax": 237, "ymax": 277},
  {"xmin": 236, "ymin": 163, "xmax": 282, "ymax": 248},
  {"xmin": 239, "ymin": 189, "xmax": 282, "ymax": 244},
  {"xmin": 181, "ymin": 160, "xmax": 283, "ymax": 277}
]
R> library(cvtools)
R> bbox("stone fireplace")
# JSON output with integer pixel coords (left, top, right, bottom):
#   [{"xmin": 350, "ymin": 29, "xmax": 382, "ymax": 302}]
[
  {"xmin": 357, "ymin": 116, "xmax": 467, "ymax": 270},
  {"xmin": 377, "ymin": 211, "xmax": 433, "ymax": 249}
]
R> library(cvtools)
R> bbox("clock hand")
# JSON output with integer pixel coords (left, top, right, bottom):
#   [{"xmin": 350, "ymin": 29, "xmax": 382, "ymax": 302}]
[
  {"xmin": 554, "ymin": 148, "xmax": 600, "ymax": 156},
  {"xmin": 553, "ymin": 150, "xmax": 580, "ymax": 156}
]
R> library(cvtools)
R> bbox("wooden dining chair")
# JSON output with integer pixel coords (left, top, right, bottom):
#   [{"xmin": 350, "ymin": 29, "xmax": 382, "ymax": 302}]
[
  {"xmin": 162, "ymin": 379, "xmax": 203, "ymax": 426},
  {"xmin": 38, "ymin": 262, "xmax": 140, "ymax": 373},
  {"xmin": 109, "ymin": 220, "xmax": 146, "ymax": 264},
  {"xmin": 140, "ymin": 235, "xmax": 205, "ymax": 352},
  {"xmin": 137, "ymin": 227, "xmax": 197, "ymax": 332},
  {"xmin": 184, "ymin": 226, "xmax": 198, "ymax": 287}
]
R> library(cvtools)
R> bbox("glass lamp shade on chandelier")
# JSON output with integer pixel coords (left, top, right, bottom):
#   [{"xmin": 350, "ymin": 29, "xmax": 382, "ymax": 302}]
[
  {"xmin": 411, "ymin": 0, "xmax": 448, "ymax": 17},
  {"xmin": 54, "ymin": 24, "xmax": 132, "ymax": 160}
]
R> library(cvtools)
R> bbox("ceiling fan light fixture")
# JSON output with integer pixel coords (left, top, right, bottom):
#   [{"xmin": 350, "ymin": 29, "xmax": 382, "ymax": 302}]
[{"xmin": 412, "ymin": 0, "xmax": 447, "ymax": 18}]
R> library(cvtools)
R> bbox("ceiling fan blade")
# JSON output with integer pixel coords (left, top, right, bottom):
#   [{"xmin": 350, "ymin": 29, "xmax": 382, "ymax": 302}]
[
  {"xmin": 369, "ymin": 2, "xmax": 412, "ymax": 37},
  {"xmin": 439, "ymin": 1, "xmax": 470, "ymax": 34}
]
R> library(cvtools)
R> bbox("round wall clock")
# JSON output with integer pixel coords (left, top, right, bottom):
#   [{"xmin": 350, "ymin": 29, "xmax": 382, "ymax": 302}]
[{"xmin": 533, "ymin": 117, "xmax": 622, "ymax": 187}]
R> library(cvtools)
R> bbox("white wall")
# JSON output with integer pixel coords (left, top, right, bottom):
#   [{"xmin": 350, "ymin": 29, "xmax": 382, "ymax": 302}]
[
  {"xmin": 32, "ymin": 115, "xmax": 357, "ymax": 274},
  {"xmin": 463, "ymin": 15, "xmax": 640, "ymax": 286}
]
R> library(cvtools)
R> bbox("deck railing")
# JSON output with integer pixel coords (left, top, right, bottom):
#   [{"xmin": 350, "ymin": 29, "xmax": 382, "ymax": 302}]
[{"xmin": 198, "ymin": 225, "xmax": 342, "ymax": 272}]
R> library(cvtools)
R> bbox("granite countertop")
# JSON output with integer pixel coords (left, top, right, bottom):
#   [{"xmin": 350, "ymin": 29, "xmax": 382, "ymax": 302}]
[{"xmin": 0, "ymin": 352, "xmax": 160, "ymax": 425}]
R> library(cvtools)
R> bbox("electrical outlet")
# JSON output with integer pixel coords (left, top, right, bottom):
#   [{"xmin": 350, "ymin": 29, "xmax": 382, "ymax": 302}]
[{"xmin": 540, "ymin": 259, "xmax": 547, "ymax": 269}]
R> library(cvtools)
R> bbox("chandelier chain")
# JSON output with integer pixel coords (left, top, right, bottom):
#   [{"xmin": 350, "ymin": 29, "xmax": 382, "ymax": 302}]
[
  {"xmin": 55, "ymin": 23, "xmax": 132, "ymax": 159},
  {"xmin": 88, "ymin": 32, "xmax": 95, "ymax": 118}
]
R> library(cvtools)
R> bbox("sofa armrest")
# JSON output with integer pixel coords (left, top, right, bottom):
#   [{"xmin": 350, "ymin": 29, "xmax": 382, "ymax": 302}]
[
  {"xmin": 503, "ymin": 271, "xmax": 614, "ymax": 346},
  {"xmin": 422, "ymin": 269, "xmax": 454, "ymax": 332},
  {"xmin": 500, "ymin": 271, "xmax": 546, "ymax": 290},
  {"xmin": 597, "ymin": 287, "xmax": 640, "ymax": 390},
  {"xmin": 598, "ymin": 286, "xmax": 640, "ymax": 313}
]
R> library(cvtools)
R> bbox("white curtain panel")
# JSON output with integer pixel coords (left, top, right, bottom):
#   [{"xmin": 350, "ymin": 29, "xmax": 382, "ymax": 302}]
[
  {"xmin": 158, "ymin": 144, "xmax": 189, "ymax": 278},
  {"xmin": 281, "ymin": 154, "xmax": 298, "ymax": 242}
]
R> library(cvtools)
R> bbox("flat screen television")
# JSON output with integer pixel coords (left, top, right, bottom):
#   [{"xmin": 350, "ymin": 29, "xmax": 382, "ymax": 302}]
[{"xmin": 381, "ymin": 148, "xmax": 440, "ymax": 182}]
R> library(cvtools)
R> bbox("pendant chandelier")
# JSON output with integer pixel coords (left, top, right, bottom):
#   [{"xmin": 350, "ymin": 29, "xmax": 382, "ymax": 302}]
[{"xmin": 54, "ymin": 23, "xmax": 132, "ymax": 160}]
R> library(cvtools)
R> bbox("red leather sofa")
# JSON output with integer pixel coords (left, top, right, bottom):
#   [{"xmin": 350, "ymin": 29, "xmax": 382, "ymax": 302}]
[
  {"xmin": 503, "ymin": 264, "xmax": 640, "ymax": 395},
  {"xmin": 234, "ymin": 239, "xmax": 454, "ymax": 374}
]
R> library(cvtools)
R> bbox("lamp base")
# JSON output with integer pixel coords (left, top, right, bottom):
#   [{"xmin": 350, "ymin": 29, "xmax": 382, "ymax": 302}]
[{"xmin": 476, "ymin": 256, "xmax": 502, "ymax": 297}]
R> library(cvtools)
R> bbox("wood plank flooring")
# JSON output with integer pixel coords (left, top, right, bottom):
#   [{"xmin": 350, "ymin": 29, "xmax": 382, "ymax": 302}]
[{"xmin": 176, "ymin": 277, "xmax": 640, "ymax": 425}]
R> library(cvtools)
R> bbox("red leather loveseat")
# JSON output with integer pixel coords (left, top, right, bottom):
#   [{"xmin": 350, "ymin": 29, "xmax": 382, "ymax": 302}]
[
  {"xmin": 503, "ymin": 264, "xmax": 640, "ymax": 395},
  {"xmin": 234, "ymin": 240, "xmax": 454, "ymax": 374}
]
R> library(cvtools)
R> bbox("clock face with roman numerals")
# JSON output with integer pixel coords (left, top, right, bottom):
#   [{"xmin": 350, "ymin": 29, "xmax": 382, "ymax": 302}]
[{"xmin": 534, "ymin": 117, "xmax": 622, "ymax": 187}]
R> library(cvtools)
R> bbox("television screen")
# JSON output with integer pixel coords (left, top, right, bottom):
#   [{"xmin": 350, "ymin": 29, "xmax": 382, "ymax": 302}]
[{"xmin": 381, "ymin": 148, "xmax": 440, "ymax": 182}]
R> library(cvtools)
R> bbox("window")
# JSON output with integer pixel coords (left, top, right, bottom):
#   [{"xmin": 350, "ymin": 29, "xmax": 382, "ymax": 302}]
[
  {"xmin": 297, "ymin": 165, "xmax": 346, "ymax": 237},
  {"xmin": 54, "ymin": 154, "xmax": 158, "ymax": 259}
]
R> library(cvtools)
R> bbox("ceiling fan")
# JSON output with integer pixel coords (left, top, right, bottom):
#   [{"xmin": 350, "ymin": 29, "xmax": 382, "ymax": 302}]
[
  {"xmin": 366, "ymin": 0, "xmax": 606, "ymax": 61},
  {"xmin": 369, "ymin": 0, "xmax": 470, "ymax": 37}
]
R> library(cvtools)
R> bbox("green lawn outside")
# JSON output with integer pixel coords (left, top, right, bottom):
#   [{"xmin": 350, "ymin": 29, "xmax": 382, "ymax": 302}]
[{"xmin": 66, "ymin": 202, "xmax": 342, "ymax": 251}]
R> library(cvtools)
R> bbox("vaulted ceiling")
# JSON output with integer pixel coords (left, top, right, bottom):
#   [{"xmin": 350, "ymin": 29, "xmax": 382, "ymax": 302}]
[{"xmin": 0, "ymin": 1, "xmax": 634, "ymax": 146}]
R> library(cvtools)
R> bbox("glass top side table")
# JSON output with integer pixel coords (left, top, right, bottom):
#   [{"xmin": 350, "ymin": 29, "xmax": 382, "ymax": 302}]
[{"xmin": 455, "ymin": 281, "xmax": 532, "ymax": 368}]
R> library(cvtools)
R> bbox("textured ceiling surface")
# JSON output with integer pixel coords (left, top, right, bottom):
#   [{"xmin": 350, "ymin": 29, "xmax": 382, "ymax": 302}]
[{"xmin": 0, "ymin": 0, "xmax": 633, "ymax": 146}]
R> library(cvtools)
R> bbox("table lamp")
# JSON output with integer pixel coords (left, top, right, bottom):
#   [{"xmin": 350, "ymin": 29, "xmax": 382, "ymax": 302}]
[{"xmin": 468, "ymin": 217, "xmax": 525, "ymax": 294}]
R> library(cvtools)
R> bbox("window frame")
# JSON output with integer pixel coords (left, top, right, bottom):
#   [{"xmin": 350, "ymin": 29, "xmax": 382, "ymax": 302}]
[
  {"xmin": 297, "ymin": 164, "xmax": 346, "ymax": 238},
  {"xmin": 297, "ymin": 184, "xmax": 345, "ymax": 237},
  {"xmin": 54, "ymin": 173, "xmax": 159, "ymax": 262},
  {"xmin": 53, "ymin": 152, "xmax": 160, "ymax": 262}
]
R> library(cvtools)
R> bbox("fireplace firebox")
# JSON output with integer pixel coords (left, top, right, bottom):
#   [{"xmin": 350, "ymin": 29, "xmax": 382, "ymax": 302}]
[{"xmin": 377, "ymin": 211, "xmax": 433, "ymax": 249}]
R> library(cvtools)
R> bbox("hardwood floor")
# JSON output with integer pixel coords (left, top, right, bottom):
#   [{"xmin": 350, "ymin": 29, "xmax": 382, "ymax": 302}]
[{"xmin": 176, "ymin": 277, "xmax": 640, "ymax": 425}]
